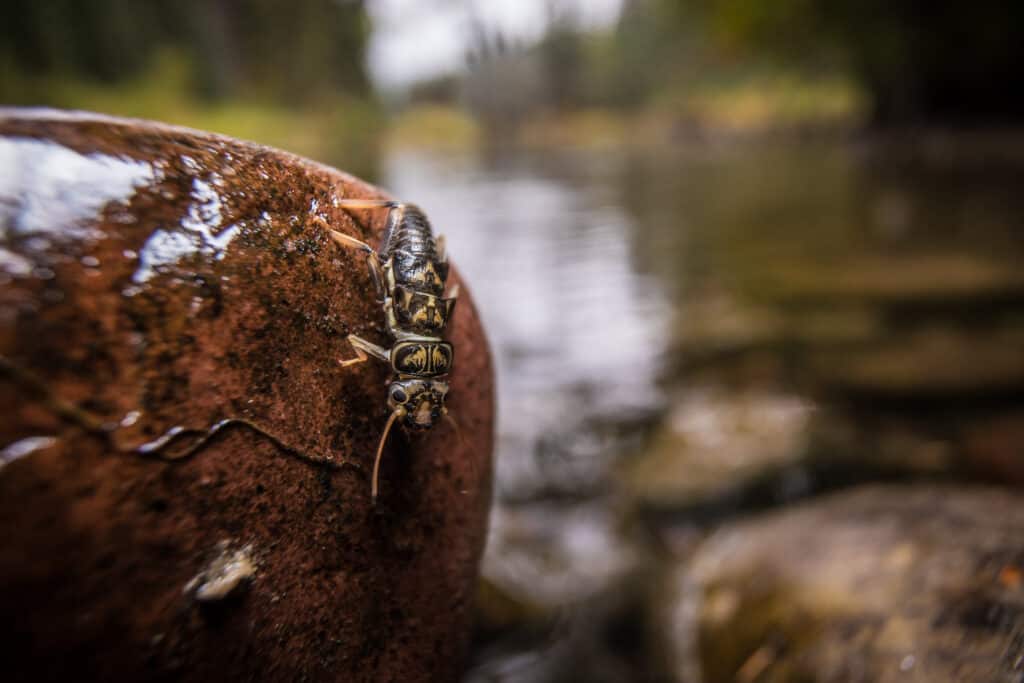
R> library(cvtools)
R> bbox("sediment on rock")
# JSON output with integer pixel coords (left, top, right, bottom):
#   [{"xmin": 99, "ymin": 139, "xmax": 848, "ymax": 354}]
[{"xmin": 0, "ymin": 108, "xmax": 494, "ymax": 682}]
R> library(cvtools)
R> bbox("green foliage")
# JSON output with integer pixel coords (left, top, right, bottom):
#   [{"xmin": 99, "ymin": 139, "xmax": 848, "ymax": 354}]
[
  {"xmin": 387, "ymin": 105, "xmax": 479, "ymax": 151},
  {"xmin": 0, "ymin": 0, "xmax": 372, "ymax": 104},
  {"xmin": 1, "ymin": 50, "xmax": 382, "ymax": 178},
  {"xmin": 0, "ymin": 0, "xmax": 171, "ymax": 83},
  {"xmin": 660, "ymin": 0, "xmax": 1024, "ymax": 123},
  {"xmin": 0, "ymin": 0, "xmax": 380, "ymax": 174},
  {"xmin": 578, "ymin": 4, "xmax": 684, "ymax": 109}
]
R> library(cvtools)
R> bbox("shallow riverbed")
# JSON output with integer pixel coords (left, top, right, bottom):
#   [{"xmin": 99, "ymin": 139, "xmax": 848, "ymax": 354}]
[{"xmin": 377, "ymin": 135, "xmax": 1024, "ymax": 681}]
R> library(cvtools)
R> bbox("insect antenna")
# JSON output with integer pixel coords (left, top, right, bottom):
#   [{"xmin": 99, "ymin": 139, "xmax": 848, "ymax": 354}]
[
  {"xmin": 443, "ymin": 412, "xmax": 465, "ymax": 447},
  {"xmin": 372, "ymin": 409, "xmax": 403, "ymax": 502},
  {"xmin": 443, "ymin": 412, "xmax": 477, "ymax": 497}
]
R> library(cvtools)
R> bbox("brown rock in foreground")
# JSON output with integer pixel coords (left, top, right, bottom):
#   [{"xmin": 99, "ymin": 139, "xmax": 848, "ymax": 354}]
[
  {"xmin": 0, "ymin": 109, "xmax": 493, "ymax": 682},
  {"xmin": 661, "ymin": 485, "xmax": 1024, "ymax": 683}
]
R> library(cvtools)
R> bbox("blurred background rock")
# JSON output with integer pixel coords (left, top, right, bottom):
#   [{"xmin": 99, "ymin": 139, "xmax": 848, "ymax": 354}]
[{"xmin": 4, "ymin": 1, "xmax": 1024, "ymax": 681}]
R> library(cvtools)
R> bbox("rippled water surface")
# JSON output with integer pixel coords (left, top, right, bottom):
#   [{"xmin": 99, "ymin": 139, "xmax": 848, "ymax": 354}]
[
  {"xmin": 383, "ymin": 149, "xmax": 672, "ymax": 499},
  {"xmin": 379, "ymin": 138, "xmax": 1024, "ymax": 681},
  {"xmin": 381, "ymin": 140, "xmax": 1024, "ymax": 497}
]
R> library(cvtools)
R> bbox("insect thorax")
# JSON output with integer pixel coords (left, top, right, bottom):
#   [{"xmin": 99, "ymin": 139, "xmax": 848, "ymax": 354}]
[{"xmin": 390, "ymin": 340, "xmax": 453, "ymax": 377}]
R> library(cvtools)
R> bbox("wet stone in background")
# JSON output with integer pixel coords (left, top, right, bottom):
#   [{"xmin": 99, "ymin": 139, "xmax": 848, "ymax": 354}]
[
  {"xmin": 381, "ymin": 137, "xmax": 1024, "ymax": 681},
  {"xmin": 661, "ymin": 485, "xmax": 1024, "ymax": 683}
]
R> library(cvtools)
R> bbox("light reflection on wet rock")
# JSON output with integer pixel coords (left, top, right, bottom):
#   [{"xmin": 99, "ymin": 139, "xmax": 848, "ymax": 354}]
[
  {"xmin": 0, "ymin": 109, "xmax": 493, "ymax": 683},
  {"xmin": 0, "ymin": 136, "xmax": 155, "ymax": 247},
  {"xmin": 132, "ymin": 174, "xmax": 243, "ymax": 285},
  {"xmin": 0, "ymin": 435, "xmax": 57, "ymax": 469}
]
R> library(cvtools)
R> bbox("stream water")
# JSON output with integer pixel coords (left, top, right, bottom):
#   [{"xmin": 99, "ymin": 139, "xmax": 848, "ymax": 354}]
[{"xmin": 379, "ymin": 136, "xmax": 1024, "ymax": 681}]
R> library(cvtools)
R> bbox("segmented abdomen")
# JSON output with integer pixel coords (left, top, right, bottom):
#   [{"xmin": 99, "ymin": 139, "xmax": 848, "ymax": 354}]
[
  {"xmin": 385, "ymin": 205, "xmax": 449, "ymax": 296},
  {"xmin": 383, "ymin": 206, "xmax": 439, "ymax": 261}
]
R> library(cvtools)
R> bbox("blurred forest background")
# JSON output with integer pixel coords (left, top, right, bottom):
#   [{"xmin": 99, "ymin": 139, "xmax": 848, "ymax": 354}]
[
  {"xmin": 5, "ymin": 2, "xmax": 1024, "ymax": 681},
  {"xmin": 4, "ymin": 0, "xmax": 1024, "ymax": 171}
]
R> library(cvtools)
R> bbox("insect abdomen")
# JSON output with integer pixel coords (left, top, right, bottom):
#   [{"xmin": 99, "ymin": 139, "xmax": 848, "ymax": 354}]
[
  {"xmin": 385, "ymin": 206, "xmax": 449, "ymax": 296},
  {"xmin": 384, "ymin": 206, "xmax": 438, "ymax": 260},
  {"xmin": 392, "ymin": 285, "xmax": 455, "ymax": 336}
]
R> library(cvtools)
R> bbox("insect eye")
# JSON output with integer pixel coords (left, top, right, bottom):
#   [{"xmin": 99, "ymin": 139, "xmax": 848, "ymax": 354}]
[{"xmin": 391, "ymin": 389, "xmax": 407, "ymax": 403}]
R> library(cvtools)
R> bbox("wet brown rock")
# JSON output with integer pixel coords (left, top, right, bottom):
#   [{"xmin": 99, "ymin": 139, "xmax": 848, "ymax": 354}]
[
  {"xmin": 0, "ymin": 109, "xmax": 493, "ymax": 682},
  {"xmin": 661, "ymin": 485, "xmax": 1024, "ymax": 683}
]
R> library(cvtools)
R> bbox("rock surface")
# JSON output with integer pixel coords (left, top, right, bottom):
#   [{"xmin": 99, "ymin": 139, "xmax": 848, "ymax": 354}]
[
  {"xmin": 622, "ymin": 388, "xmax": 813, "ymax": 510},
  {"xmin": 662, "ymin": 485, "xmax": 1024, "ymax": 683},
  {"xmin": 0, "ymin": 109, "xmax": 493, "ymax": 682}
]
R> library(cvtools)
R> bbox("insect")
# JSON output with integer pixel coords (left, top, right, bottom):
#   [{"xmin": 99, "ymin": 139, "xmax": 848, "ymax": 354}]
[
  {"xmin": 2, "ymin": 200, "xmax": 458, "ymax": 503},
  {"xmin": 327, "ymin": 199, "xmax": 459, "ymax": 502}
]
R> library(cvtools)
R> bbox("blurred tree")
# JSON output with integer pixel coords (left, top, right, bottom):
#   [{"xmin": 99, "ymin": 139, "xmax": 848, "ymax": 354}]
[
  {"xmin": 0, "ymin": 0, "xmax": 168, "ymax": 83},
  {"xmin": 538, "ymin": 5, "xmax": 585, "ymax": 111},
  {"xmin": 406, "ymin": 74, "xmax": 462, "ymax": 107},
  {"xmin": 0, "ymin": 0, "xmax": 371, "ymax": 104},
  {"xmin": 463, "ymin": 22, "xmax": 544, "ymax": 144},
  {"xmin": 665, "ymin": 0, "xmax": 1024, "ymax": 124},
  {"xmin": 591, "ymin": 0, "xmax": 703, "ymax": 109},
  {"xmin": 212, "ymin": 0, "xmax": 370, "ymax": 101}
]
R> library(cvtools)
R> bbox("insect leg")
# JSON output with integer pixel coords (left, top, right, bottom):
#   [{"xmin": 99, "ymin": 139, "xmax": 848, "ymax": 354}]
[
  {"xmin": 335, "ymin": 200, "xmax": 418, "ymax": 264},
  {"xmin": 328, "ymin": 229, "xmax": 374, "ymax": 253},
  {"xmin": 328, "ymin": 229, "xmax": 385, "ymax": 298},
  {"xmin": 438, "ymin": 283, "xmax": 460, "ymax": 323},
  {"xmin": 335, "ymin": 199, "xmax": 401, "ymax": 210},
  {"xmin": 340, "ymin": 334, "xmax": 390, "ymax": 368}
]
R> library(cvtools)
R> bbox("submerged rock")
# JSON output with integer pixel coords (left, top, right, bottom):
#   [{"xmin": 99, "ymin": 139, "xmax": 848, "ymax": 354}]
[
  {"xmin": 0, "ymin": 109, "xmax": 493, "ymax": 682},
  {"xmin": 661, "ymin": 485, "xmax": 1024, "ymax": 683},
  {"xmin": 810, "ymin": 322, "xmax": 1024, "ymax": 399},
  {"xmin": 470, "ymin": 500, "xmax": 654, "ymax": 683},
  {"xmin": 623, "ymin": 387, "xmax": 814, "ymax": 510}
]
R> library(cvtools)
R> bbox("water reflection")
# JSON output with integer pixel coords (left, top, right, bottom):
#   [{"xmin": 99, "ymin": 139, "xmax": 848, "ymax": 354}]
[
  {"xmin": 381, "ymin": 137, "xmax": 1024, "ymax": 681},
  {"xmin": 384, "ymin": 150, "xmax": 670, "ymax": 499}
]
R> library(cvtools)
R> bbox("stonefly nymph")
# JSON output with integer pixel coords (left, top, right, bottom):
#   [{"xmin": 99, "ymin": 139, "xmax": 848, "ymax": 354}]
[{"xmin": 328, "ymin": 199, "xmax": 460, "ymax": 502}]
